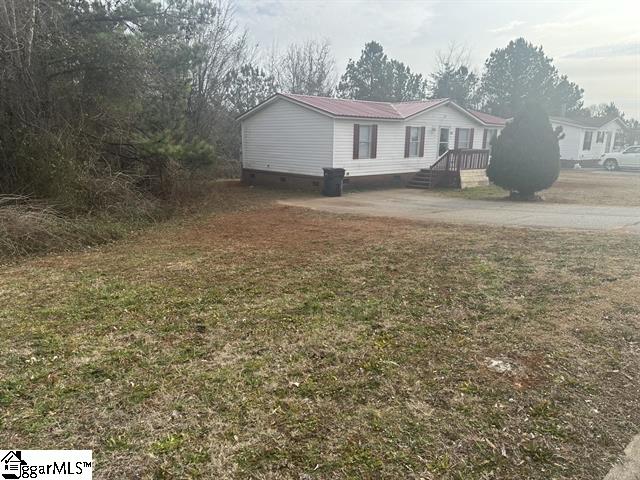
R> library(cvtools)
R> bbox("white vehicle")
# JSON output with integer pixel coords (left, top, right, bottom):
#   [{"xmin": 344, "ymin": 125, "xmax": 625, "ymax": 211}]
[{"xmin": 599, "ymin": 146, "xmax": 640, "ymax": 171}]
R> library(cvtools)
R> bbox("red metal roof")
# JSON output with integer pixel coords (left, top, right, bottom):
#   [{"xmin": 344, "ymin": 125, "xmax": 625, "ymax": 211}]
[
  {"xmin": 281, "ymin": 93, "xmax": 449, "ymax": 120},
  {"xmin": 467, "ymin": 109, "xmax": 507, "ymax": 126},
  {"xmin": 240, "ymin": 93, "xmax": 507, "ymax": 125}
]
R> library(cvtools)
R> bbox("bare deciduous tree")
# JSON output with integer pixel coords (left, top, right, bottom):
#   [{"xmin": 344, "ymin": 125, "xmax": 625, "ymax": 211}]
[
  {"xmin": 427, "ymin": 42, "xmax": 479, "ymax": 107},
  {"xmin": 270, "ymin": 39, "xmax": 336, "ymax": 96},
  {"xmin": 188, "ymin": 0, "xmax": 252, "ymax": 135}
]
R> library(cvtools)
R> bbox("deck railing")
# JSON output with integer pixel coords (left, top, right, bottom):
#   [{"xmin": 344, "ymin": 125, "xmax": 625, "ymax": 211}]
[
  {"xmin": 426, "ymin": 149, "xmax": 490, "ymax": 188},
  {"xmin": 431, "ymin": 149, "xmax": 490, "ymax": 171},
  {"xmin": 454, "ymin": 149, "xmax": 490, "ymax": 170}
]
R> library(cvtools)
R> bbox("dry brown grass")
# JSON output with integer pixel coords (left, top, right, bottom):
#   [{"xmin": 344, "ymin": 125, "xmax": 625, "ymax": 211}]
[
  {"xmin": 1, "ymin": 183, "xmax": 639, "ymax": 479},
  {"xmin": 543, "ymin": 170, "xmax": 640, "ymax": 206},
  {"xmin": 0, "ymin": 195, "xmax": 145, "ymax": 258},
  {"xmin": 435, "ymin": 170, "xmax": 640, "ymax": 207},
  {"xmin": 0, "ymin": 178, "xmax": 273, "ymax": 260}
]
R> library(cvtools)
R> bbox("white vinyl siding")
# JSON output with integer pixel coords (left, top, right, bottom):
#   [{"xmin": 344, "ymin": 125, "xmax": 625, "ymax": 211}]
[
  {"xmin": 241, "ymin": 98, "xmax": 333, "ymax": 176},
  {"xmin": 333, "ymin": 104, "xmax": 491, "ymax": 177},
  {"xmin": 553, "ymin": 123, "xmax": 583, "ymax": 160}
]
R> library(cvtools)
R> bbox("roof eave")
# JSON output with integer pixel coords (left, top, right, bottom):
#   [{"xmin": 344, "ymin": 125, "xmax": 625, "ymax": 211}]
[
  {"xmin": 605, "ymin": 117, "xmax": 627, "ymax": 129},
  {"xmin": 550, "ymin": 116, "xmax": 627, "ymax": 130},
  {"xmin": 236, "ymin": 93, "xmax": 280, "ymax": 121},
  {"xmin": 434, "ymin": 100, "xmax": 507, "ymax": 127},
  {"xmin": 399, "ymin": 98, "xmax": 450, "ymax": 121},
  {"xmin": 237, "ymin": 94, "xmax": 417, "ymax": 122},
  {"xmin": 550, "ymin": 117, "xmax": 594, "ymax": 129},
  {"xmin": 237, "ymin": 93, "xmax": 345, "ymax": 121},
  {"xmin": 238, "ymin": 94, "xmax": 507, "ymax": 125}
]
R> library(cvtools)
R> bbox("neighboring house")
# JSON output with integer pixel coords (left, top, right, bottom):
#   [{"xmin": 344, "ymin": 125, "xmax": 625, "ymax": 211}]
[
  {"xmin": 550, "ymin": 116, "xmax": 627, "ymax": 167},
  {"xmin": 626, "ymin": 128, "xmax": 640, "ymax": 146},
  {"xmin": 238, "ymin": 93, "xmax": 506, "ymax": 189}
]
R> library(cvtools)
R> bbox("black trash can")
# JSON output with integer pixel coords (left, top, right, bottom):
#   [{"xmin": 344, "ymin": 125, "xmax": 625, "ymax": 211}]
[{"xmin": 322, "ymin": 168, "xmax": 346, "ymax": 197}]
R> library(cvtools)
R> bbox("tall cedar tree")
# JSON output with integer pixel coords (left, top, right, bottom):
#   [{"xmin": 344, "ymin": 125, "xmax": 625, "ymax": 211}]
[
  {"xmin": 338, "ymin": 41, "xmax": 426, "ymax": 101},
  {"xmin": 479, "ymin": 38, "xmax": 583, "ymax": 118},
  {"xmin": 487, "ymin": 104, "xmax": 560, "ymax": 198}
]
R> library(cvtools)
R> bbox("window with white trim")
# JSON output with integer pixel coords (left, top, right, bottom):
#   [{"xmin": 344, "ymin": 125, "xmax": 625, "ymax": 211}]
[
  {"xmin": 409, "ymin": 127, "xmax": 420, "ymax": 157},
  {"xmin": 457, "ymin": 128, "xmax": 472, "ymax": 149},
  {"xmin": 358, "ymin": 125, "xmax": 372, "ymax": 159}
]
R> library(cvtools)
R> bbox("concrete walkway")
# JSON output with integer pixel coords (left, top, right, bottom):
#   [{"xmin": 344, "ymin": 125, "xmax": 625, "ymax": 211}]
[
  {"xmin": 281, "ymin": 189, "xmax": 640, "ymax": 234},
  {"xmin": 604, "ymin": 434, "xmax": 640, "ymax": 480}
]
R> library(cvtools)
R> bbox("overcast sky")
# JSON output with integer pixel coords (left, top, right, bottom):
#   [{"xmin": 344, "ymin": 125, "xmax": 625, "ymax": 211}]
[{"xmin": 236, "ymin": 0, "xmax": 639, "ymax": 118}]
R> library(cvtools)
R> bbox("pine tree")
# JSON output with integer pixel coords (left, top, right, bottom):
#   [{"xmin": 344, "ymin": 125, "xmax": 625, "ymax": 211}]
[
  {"xmin": 337, "ymin": 41, "xmax": 426, "ymax": 101},
  {"xmin": 224, "ymin": 64, "xmax": 277, "ymax": 114},
  {"xmin": 479, "ymin": 38, "xmax": 583, "ymax": 118}
]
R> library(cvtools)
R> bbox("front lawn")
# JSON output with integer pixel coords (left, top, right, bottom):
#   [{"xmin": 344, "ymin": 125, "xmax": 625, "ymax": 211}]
[
  {"xmin": 1, "ymin": 183, "xmax": 639, "ymax": 479},
  {"xmin": 432, "ymin": 170, "xmax": 640, "ymax": 207}
]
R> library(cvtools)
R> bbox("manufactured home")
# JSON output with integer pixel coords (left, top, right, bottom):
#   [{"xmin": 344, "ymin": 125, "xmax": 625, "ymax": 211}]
[
  {"xmin": 550, "ymin": 116, "xmax": 627, "ymax": 167},
  {"xmin": 238, "ymin": 93, "xmax": 506, "ymax": 190}
]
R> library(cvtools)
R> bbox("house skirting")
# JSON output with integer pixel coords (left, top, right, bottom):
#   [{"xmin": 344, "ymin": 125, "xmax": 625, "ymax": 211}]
[
  {"xmin": 241, "ymin": 168, "xmax": 415, "ymax": 191},
  {"xmin": 561, "ymin": 159, "xmax": 600, "ymax": 168}
]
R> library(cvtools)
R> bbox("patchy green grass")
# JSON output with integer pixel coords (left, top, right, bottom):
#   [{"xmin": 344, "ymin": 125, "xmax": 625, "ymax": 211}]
[
  {"xmin": 433, "ymin": 184, "xmax": 508, "ymax": 201},
  {"xmin": 1, "ymin": 183, "xmax": 640, "ymax": 479}
]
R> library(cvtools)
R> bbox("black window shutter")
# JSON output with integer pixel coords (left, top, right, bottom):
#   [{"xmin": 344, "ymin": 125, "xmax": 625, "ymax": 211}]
[
  {"xmin": 353, "ymin": 124, "xmax": 360, "ymax": 159},
  {"xmin": 371, "ymin": 125, "xmax": 378, "ymax": 158},
  {"xmin": 404, "ymin": 126, "xmax": 411, "ymax": 158}
]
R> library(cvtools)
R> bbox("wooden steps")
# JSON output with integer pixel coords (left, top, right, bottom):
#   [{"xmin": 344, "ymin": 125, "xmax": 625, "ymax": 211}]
[
  {"xmin": 407, "ymin": 169, "xmax": 434, "ymax": 189},
  {"xmin": 407, "ymin": 149, "xmax": 490, "ymax": 189}
]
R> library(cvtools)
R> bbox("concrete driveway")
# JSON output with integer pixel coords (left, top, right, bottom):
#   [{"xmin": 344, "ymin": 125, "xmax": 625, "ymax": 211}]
[{"xmin": 281, "ymin": 189, "xmax": 640, "ymax": 233}]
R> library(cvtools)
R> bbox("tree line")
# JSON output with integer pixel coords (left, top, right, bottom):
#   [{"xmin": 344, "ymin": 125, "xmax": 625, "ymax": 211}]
[
  {"xmin": 0, "ymin": 0, "xmax": 634, "ymax": 210},
  {"xmin": 0, "ymin": 0, "xmax": 338, "ymax": 208}
]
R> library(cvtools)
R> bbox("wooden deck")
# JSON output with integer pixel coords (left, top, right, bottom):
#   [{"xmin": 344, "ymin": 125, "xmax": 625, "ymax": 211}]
[{"xmin": 408, "ymin": 149, "xmax": 490, "ymax": 189}]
